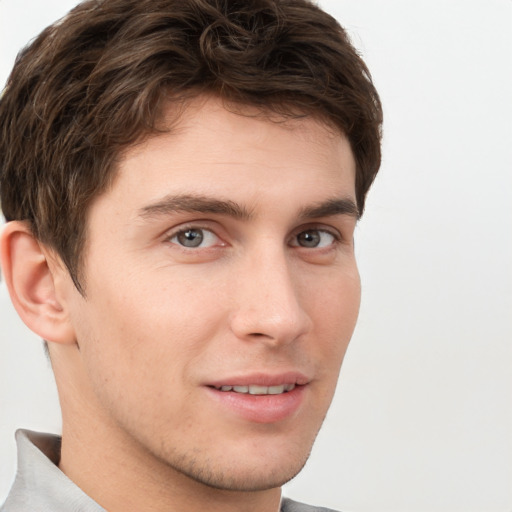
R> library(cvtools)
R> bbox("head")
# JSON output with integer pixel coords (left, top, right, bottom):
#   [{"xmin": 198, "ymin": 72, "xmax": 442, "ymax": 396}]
[
  {"xmin": 0, "ymin": 0, "xmax": 382, "ymax": 505},
  {"xmin": 0, "ymin": 0, "xmax": 381, "ymax": 292}
]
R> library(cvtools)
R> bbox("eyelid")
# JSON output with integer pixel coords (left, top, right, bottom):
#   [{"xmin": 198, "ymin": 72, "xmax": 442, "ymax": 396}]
[
  {"xmin": 163, "ymin": 222, "xmax": 225, "ymax": 248},
  {"xmin": 289, "ymin": 225, "xmax": 342, "ymax": 245}
]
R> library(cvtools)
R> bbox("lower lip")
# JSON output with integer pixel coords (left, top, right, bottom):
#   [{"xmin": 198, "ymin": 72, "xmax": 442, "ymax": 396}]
[{"xmin": 205, "ymin": 385, "xmax": 306, "ymax": 424}]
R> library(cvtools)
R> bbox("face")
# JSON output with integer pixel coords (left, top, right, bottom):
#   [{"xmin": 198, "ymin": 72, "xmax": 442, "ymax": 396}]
[{"xmin": 63, "ymin": 96, "xmax": 360, "ymax": 492}]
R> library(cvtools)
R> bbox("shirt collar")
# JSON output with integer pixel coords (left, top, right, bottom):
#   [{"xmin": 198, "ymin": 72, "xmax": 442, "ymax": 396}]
[
  {"xmin": 2, "ymin": 429, "xmax": 105, "ymax": 511},
  {"xmin": 3, "ymin": 430, "xmax": 319, "ymax": 512}
]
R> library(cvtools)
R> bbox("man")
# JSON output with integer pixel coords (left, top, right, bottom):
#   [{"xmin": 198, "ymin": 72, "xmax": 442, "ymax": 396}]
[{"xmin": 0, "ymin": 0, "xmax": 382, "ymax": 510}]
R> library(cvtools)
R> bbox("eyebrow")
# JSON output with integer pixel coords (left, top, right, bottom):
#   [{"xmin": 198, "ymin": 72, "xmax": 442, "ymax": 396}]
[
  {"xmin": 138, "ymin": 194, "xmax": 253, "ymax": 220},
  {"xmin": 138, "ymin": 194, "xmax": 359, "ymax": 221},
  {"xmin": 299, "ymin": 197, "xmax": 359, "ymax": 219}
]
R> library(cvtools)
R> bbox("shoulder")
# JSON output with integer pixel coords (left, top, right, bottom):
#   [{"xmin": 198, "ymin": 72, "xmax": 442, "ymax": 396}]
[{"xmin": 281, "ymin": 497, "xmax": 342, "ymax": 512}]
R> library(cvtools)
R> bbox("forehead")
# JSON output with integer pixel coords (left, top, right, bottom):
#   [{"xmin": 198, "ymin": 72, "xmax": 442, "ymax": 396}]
[{"xmin": 94, "ymin": 95, "xmax": 356, "ymax": 219}]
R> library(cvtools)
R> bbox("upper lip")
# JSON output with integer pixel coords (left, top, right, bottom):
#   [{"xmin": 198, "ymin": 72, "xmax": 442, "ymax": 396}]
[{"xmin": 206, "ymin": 371, "xmax": 310, "ymax": 388}]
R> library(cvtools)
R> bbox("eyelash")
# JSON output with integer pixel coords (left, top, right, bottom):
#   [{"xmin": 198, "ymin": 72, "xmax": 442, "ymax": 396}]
[
  {"xmin": 165, "ymin": 224, "xmax": 342, "ymax": 250},
  {"xmin": 291, "ymin": 227, "xmax": 341, "ymax": 249},
  {"xmin": 165, "ymin": 224, "xmax": 223, "ymax": 250}
]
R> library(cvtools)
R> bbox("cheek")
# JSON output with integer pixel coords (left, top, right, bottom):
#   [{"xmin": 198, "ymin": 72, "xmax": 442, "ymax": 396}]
[
  {"xmin": 77, "ymin": 269, "xmax": 225, "ymax": 385},
  {"xmin": 307, "ymin": 268, "xmax": 361, "ymax": 369},
  {"xmin": 312, "ymin": 263, "xmax": 360, "ymax": 323}
]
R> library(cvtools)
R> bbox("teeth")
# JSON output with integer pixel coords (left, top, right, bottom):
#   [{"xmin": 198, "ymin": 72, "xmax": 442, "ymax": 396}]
[
  {"xmin": 268, "ymin": 385, "xmax": 285, "ymax": 395},
  {"xmin": 216, "ymin": 384, "xmax": 296, "ymax": 395},
  {"xmin": 249, "ymin": 385, "xmax": 269, "ymax": 395}
]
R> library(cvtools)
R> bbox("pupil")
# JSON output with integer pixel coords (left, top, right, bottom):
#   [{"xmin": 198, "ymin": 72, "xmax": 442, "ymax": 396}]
[
  {"xmin": 298, "ymin": 230, "xmax": 320, "ymax": 248},
  {"xmin": 178, "ymin": 229, "xmax": 203, "ymax": 247}
]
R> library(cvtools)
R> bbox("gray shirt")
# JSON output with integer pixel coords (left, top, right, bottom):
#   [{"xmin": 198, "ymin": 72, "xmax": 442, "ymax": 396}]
[{"xmin": 1, "ymin": 430, "xmax": 339, "ymax": 512}]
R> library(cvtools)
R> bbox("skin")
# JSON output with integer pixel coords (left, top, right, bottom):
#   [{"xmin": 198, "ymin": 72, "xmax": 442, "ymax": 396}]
[{"xmin": 2, "ymin": 96, "xmax": 361, "ymax": 512}]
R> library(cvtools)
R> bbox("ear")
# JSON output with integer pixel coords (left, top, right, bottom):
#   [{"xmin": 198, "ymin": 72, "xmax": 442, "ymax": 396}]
[{"xmin": 0, "ymin": 221, "xmax": 76, "ymax": 344}]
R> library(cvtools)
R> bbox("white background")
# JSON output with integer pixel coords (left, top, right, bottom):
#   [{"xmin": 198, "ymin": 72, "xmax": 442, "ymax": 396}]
[{"xmin": 1, "ymin": 1, "xmax": 511, "ymax": 511}]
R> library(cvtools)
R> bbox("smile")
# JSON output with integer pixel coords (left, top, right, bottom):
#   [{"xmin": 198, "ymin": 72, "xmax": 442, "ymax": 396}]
[{"xmin": 212, "ymin": 384, "xmax": 296, "ymax": 395}]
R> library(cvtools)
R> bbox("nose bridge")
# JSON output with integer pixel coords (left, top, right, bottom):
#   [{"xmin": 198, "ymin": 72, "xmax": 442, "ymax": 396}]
[{"xmin": 229, "ymin": 243, "xmax": 311, "ymax": 344}]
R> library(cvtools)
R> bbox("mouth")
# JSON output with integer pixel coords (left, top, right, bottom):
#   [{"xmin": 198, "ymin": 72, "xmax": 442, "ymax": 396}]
[
  {"xmin": 206, "ymin": 381, "xmax": 306, "ymax": 423},
  {"xmin": 210, "ymin": 383, "xmax": 297, "ymax": 395},
  {"xmin": 205, "ymin": 372, "xmax": 309, "ymax": 422}
]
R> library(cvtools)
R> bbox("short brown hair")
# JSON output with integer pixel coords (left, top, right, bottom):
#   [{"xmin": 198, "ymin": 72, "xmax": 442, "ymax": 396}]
[{"xmin": 0, "ymin": 0, "xmax": 382, "ymax": 292}]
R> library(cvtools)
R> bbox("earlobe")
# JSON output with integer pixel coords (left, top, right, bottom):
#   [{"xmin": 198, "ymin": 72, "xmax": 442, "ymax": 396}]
[{"xmin": 0, "ymin": 221, "xmax": 76, "ymax": 345}]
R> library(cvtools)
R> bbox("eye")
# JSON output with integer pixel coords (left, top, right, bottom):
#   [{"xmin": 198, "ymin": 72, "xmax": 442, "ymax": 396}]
[
  {"xmin": 291, "ymin": 229, "xmax": 337, "ymax": 248},
  {"xmin": 169, "ymin": 228, "xmax": 220, "ymax": 248}
]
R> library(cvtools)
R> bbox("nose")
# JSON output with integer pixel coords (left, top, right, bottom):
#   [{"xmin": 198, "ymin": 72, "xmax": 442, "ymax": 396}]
[{"xmin": 229, "ymin": 248, "xmax": 312, "ymax": 346}]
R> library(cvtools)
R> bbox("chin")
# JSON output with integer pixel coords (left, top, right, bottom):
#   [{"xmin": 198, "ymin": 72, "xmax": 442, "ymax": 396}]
[
  {"xmin": 156, "ymin": 426, "xmax": 320, "ymax": 492},
  {"xmin": 173, "ymin": 451, "xmax": 311, "ymax": 492}
]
